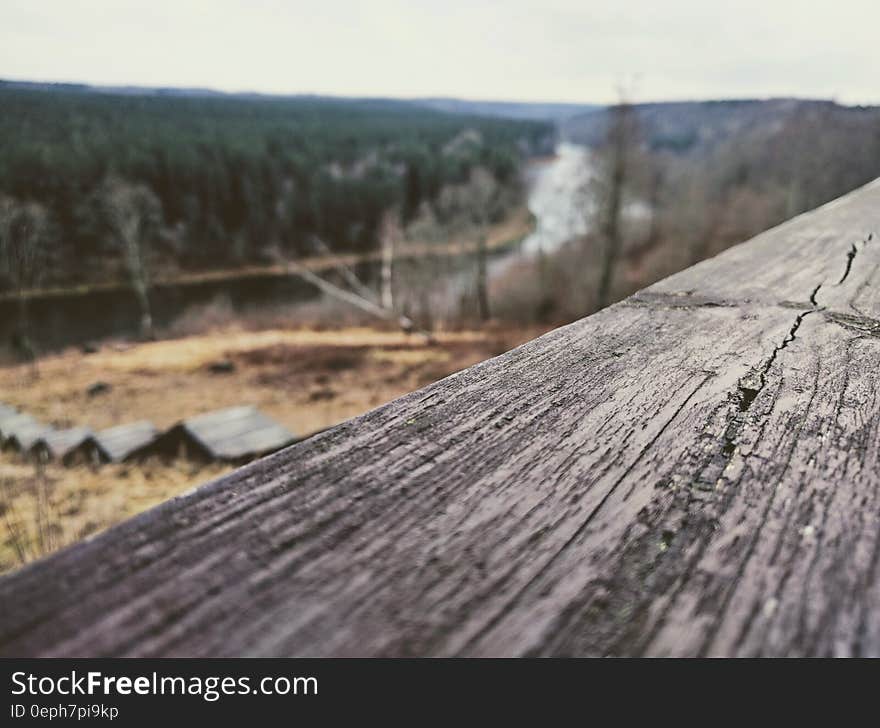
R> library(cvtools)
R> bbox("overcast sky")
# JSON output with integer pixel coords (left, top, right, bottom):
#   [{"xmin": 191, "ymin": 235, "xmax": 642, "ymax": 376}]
[{"xmin": 2, "ymin": 0, "xmax": 878, "ymax": 105}]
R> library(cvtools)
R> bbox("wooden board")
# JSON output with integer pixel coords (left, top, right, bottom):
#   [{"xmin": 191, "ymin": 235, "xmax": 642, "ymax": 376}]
[{"xmin": 1, "ymin": 180, "xmax": 880, "ymax": 657}]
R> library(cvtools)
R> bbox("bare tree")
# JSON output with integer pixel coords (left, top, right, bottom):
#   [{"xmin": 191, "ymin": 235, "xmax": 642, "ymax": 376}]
[
  {"xmin": 474, "ymin": 233, "xmax": 489, "ymax": 322},
  {"xmin": 0, "ymin": 195, "xmax": 49, "ymax": 363},
  {"xmin": 284, "ymin": 261, "xmax": 436, "ymax": 342},
  {"xmin": 594, "ymin": 93, "xmax": 640, "ymax": 310},
  {"xmin": 310, "ymin": 234, "xmax": 378, "ymax": 304},
  {"xmin": 379, "ymin": 210, "xmax": 399, "ymax": 311},
  {"xmin": 99, "ymin": 177, "xmax": 162, "ymax": 339},
  {"xmin": 468, "ymin": 167, "xmax": 499, "ymax": 322}
]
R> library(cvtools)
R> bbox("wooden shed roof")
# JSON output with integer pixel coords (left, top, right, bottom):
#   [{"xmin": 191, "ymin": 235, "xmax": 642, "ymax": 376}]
[
  {"xmin": 0, "ymin": 410, "xmax": 32, "ymax": 440},
  {"xmin": 139, "ymin": 406, "xmax": 295, "ymax": 462},
  {"xmin": 1, "ymin": 415, "xmax": 53, "ymax": 452},
  {"xmin": 80, "ymin": 420, "xmax": 159, "ymax": 463},
  {"xmin": 31, "ymin": 427, "xmax": 94, "ymax": 461}
]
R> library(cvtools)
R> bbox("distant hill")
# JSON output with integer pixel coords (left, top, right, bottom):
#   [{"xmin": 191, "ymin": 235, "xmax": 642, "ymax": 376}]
[
  {"xmin": 560, "ymin": 97, "xmax": 880, "ymax": 309},
  {"xmin": 414, "ymin": 98, "xmax": 599, "ymax": 122},
  {"xmin": 0, "ymin": 79, "xmax": 420, "ymax": 107},
  {"xmin": 563, "ymin": 98, "xmax": 880, "ymax": 154},
  {"xmin": 565, "ymin": 96, "xmax": 880, "ymax": 217},
  {"xmin": 0, "ymin": 79, "xmax": 597, "ymax": 122}
]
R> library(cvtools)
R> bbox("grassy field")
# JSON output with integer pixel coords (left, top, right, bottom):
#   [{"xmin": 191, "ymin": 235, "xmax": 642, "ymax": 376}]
[{"xmin": 0, "ymin": 323, "xmax": 547, "ymax": 574}]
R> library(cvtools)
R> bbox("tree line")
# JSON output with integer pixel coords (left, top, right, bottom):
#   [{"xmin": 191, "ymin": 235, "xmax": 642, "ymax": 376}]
[{"xmin": 0, "ymin": 86, "xmax": 550, "ymax": 294}]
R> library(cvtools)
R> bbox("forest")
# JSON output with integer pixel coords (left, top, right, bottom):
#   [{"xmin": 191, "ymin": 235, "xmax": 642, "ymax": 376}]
[{"xmin": 0, "ymin": 83, "xmax": 550, "ymax": 291}]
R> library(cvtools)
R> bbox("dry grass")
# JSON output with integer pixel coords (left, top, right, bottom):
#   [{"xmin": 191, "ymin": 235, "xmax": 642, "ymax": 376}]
[
  {"xmin": 0, "ymin": 455, "xmax": 231, "ymax": 574},
  {"xmin": 0, "ymin": 326, "xmax": 522, "ymax": 433},
  {"xmin": 0, "ymin": 322, "xmax": 547, "ymax": 574}
]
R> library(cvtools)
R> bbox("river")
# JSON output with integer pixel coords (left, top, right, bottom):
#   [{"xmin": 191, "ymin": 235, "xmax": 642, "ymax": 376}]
[
  {"xmin": 0, "ymin": 144, "xmax": 593, "ymax": 357},
  {"xmin": 519, "ymin": 142, "xmax": 594, "ymax": 257},
  {"xmin": 484, "ymin": 142, "xmax": 593, "ymax": 287}
]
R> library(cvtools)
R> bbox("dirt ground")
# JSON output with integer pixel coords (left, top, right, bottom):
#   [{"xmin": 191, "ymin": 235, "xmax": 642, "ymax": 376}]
[{"xmin": 0, "ymin": 323, "xmax": 547, "ymax": 574}]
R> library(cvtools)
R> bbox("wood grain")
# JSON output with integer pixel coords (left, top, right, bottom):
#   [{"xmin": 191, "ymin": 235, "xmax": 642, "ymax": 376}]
[{"xmin": 1, "ymin": 180, "xmax": 879, "ymax": 657}]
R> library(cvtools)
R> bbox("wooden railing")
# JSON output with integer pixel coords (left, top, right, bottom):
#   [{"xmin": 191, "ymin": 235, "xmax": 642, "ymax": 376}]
[{"xmin": 2, "ymin": 180, "xmax": 879, "ymax": 657}]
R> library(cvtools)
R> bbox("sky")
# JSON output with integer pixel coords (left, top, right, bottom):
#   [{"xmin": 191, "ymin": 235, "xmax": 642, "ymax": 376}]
[{"xmin": 1, "ymin": 0, "xmax": 879, "ymax": 105}]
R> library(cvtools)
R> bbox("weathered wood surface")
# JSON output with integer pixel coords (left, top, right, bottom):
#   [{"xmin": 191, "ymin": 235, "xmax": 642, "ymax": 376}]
[{"xmin": 1, "ymin": 180, "xmax": 880, "ymax": 657}]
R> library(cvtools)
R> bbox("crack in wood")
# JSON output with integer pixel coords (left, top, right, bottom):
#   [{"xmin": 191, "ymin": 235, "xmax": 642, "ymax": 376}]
[
  {"xmin": 720, "ymin": 280, "xmax": 827, "ymax": 463},
  {"xmin": 837, "ymin": 233, "xmax": 873, "ymax": 285},
  {"xmin": 720, "ymin": 224, "xmax": 877, "ymax": 478},
  {"xmin": 838, "ymin": 243, "xmax": 859, "ymax": 284},
  {"xmin": 736, "ymin": 307, "xmax": 817, "ymax": 412}
]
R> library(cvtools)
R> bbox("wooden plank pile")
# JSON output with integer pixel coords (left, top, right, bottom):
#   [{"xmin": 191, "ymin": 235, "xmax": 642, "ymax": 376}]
[{"xmin": 1, "ymin": 180, "xmax": 879, "ymax": 656}]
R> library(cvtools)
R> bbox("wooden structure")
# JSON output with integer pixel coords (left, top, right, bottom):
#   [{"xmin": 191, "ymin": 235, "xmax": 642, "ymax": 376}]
[
  {"xmin": 0, "ymin": 408, "xmax": 52, "ymax": 454},
  {"xmin": 1, "ymin": 417, "xmax": 53, "ymax": 453},
  {"xmin": 133, "ymin": 405, "xmax": 295, "ymax": 463},
  {"xmin": 0, "ymin": 181, "xmax": 879, "ymax": 656},
  {"xmin": 31, "ymin": 426, "xmax": 93, "ymax": 461},
  {"xmin": 0, "ymin": 409, "xmax": 31, "ymax": 440},
  {"xmin": 75, "ymin": 420, "xmax": 159, "ymax": 464}
]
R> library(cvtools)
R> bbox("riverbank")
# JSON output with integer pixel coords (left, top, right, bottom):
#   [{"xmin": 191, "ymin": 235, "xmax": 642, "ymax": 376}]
[
  {"xmin": 0, "ymin": 203, "xmax": 536, "ymax": 358},
  {"xmin": 1, "ymin": 206, "xmax": 534, "ymax": 303}
]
